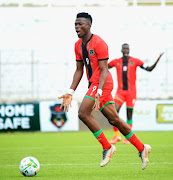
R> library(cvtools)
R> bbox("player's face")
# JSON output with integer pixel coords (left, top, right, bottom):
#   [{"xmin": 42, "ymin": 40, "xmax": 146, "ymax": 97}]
[
  {"xmin": 121, "ymin": 45, "xmax": 130, "ymax": 57},
  {"xmin": 75, "ymin": 18, "xmax": 91, "ymax": 38}
]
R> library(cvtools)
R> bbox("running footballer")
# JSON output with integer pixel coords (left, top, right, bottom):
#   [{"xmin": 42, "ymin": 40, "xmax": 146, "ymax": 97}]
[{"xmin": 59, "ymin": 13, "xmax": 151, "ymax": 170}]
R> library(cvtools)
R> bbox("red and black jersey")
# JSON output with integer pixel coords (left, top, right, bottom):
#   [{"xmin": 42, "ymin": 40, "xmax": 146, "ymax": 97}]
[
  {"xmin": 108, "ymin": 57, "xmax": 144, "ymax": 91},
  {"xmin": 75, "ymin": 34, "xmax": 113, "ymax": 86}
]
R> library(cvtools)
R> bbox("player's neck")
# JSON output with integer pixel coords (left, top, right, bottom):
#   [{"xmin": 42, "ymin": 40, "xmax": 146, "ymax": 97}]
[
  {"xmin": 82, "ymin": 32, "xmax": 92, "ymax": 45},
  {"xmin": 122, "ymin": 56, "xmax": 130, "ymax": 61}
]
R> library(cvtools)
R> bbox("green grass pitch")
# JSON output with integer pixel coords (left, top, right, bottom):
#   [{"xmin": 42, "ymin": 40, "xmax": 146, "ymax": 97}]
[{"xmin": 0, "ymin": 131, "xmax": 173, "ymax": 180}]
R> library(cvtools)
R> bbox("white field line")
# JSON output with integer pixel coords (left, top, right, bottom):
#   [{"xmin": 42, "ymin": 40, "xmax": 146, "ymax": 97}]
[
  {"xmin": 0, "ymin": 144, "xmax": 173, "ymax": 150},
  {"xmin": 0, "ymin": 153, "xmax": 172, "ymax": 157},
  {"xmin": 2, "ymin": 162, "xmax": 173, "ymax": 167}
]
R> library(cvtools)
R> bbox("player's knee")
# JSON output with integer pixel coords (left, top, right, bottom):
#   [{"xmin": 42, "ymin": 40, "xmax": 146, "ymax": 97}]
[
  {"xmin": 108, "ymin": 116, "xmax": 120, "ymax": 126},
  {"xmin": 78, "ymin": 110, "xmax": 87, "ymax": 121}
]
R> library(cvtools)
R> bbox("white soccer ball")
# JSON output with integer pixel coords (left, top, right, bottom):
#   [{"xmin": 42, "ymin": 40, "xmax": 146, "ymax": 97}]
[{"xmin": 19, "ymin": 156, "xmax": 40, "ymax": 177}]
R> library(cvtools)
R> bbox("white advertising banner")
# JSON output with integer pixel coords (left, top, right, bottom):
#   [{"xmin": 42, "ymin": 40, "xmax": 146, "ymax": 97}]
[
  {"xmin": 40, "ymin": 100, "xmax": 79, "ymax": 132},
  {"xmin": 119, "ymin": 100, "xmax": 173, "ymax": 131}
]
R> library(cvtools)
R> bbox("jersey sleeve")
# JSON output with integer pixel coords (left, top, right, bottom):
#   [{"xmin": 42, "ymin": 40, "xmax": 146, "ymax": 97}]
[
  {"xmin": 136, "ymin": 58, "xmax": 144, "ymax": 67},
  {"xmin": 108, "ymin": 59, "xmax": 116, "ymax": 67},
  {"xmin": 136, "ymin": 58, "xmax": 149, "ymax": 70},
  {"xmin": 75, "ymin": 43, "xmax": 83, "ymax": 62},
  {"xmin": 95, "ymin": 41, "xmax": 109, "ymax": 61}
]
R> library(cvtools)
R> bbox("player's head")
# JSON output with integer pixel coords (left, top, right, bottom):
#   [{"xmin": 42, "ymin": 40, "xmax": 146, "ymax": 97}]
[
  {"xmin": 121, "ymin": 43, "xmax": 130, "ymax": 57},
  {"xmin": 75, "ymin": 12, "xmax": 92, "ymax": 38}
]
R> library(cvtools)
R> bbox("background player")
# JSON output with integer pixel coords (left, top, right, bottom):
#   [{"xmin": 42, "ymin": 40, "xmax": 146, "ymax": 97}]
[
  {"xmin": 108, "ymin": 43, "xmax": 164, "ymax": 144},
  {"xmin": 59, "ymin": 13, "xmax": 151, "ymax": 170}
]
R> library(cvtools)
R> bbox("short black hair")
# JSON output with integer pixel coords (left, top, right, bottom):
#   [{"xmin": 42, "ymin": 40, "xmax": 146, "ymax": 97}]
[
  {"xmin": 122, "ymin": 43, "xmax": 129, "ymax": 48},
  {"xmin": 76, "ymin": 12, "xmax": 92, "ymax": 24}
]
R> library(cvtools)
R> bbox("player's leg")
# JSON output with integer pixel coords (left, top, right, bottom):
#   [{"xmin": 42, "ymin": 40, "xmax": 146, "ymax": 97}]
[
  {"xmin": 112, "ymin": 103, "xmax": 122, "ymax": 137},
  {"xmin": 78, "ymin": 97, "xmax": 100, "ymax": 132},
  {"xmin": 110, "ymin": 92, "xmax": 124, "ymax": 144},
  {"xmin": 79, "ymin": 85, "xmax": 115, "ymax": 167},
  {"xmin": 102, "ymin": 103, "xmax": 131, "ymax": 135},
  {"xmin": 126, "ymin": 93, "xmax": 135, "ymax": 129},
  {"xmin": 110, "ymin": 103, "xmax": 122, "ymax": 144},
  {"xmin": 79, "ymin": 96, "xmax": 111, "ymax": 150},
  {"xmin": 123, "ymin": 108, "xmax": 133, "ymax": 144},
  {"xmin": 81, "ymin": 85, "xmax": 117, "ymax": 167},
  {"xmin": 127, "ymin": 107, "xmax": 133, "ymax": 129},
  {"xmin": 101, "ymin": 103, "xmax": 151, "ymax": 170},
  {"xmin": 123, "ymin": 92, "xmax": 136, "ymax": 144}
]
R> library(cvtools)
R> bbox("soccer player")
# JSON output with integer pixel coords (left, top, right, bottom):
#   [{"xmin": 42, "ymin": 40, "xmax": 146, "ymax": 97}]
[
  {"xmin": 108, "ymin": 43, "xmax": 164, "ymax": 144},
  {"xmin": 59, "ymin": 12, "xmax": 151, "ymax": 170}
]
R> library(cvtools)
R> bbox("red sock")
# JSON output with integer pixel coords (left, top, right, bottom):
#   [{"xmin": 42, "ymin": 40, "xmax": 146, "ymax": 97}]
[
  {"xmin": 129, "ymin": 134, "xmax": 144, "ymax": 152},
  {"xmin": 97, "ymin": 132, "xmax": 111, "ymax": 150}
]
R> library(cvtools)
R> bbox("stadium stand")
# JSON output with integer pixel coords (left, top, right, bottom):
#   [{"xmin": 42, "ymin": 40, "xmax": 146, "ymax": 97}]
[
  {"xmin": 0, "ymin": 0, "xmax": 173, "ymax": 7},
  {"xmin": 0, "ymin": 0, "xmax": 172, "ymax": 102}
]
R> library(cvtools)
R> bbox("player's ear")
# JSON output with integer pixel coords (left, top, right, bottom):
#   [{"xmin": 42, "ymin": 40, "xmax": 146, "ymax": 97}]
[{"xmin": 88, "ymin": 22, "xmax": 91, "ymax": 28}]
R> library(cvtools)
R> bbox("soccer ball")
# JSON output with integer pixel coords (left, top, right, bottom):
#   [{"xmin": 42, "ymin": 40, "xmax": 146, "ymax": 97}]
[{"xmin": 19, "ymin": 156, "xmax": 40, "ymax": 177}]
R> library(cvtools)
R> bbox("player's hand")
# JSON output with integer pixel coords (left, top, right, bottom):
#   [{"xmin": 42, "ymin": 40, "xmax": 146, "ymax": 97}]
[
  {"xmin": 92, "ymin": 93, "xmax": 100, "ymax": 112},
  {"xmin": 158, "ymin": 52, "xmax": 164, "ymax": 60},
  {"xmin": 58, "ymin": 94, "xmax": 72, "ymax": 112}
]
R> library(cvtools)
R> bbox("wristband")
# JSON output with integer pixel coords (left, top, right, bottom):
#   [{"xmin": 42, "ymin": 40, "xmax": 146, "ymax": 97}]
[
  {"xmin": 97, "ymin": 89, "xmax": 102, "ymax": 96},
  {"xmin": 67, "ymin": 89, "xmax": 74, "ymax": 95}
]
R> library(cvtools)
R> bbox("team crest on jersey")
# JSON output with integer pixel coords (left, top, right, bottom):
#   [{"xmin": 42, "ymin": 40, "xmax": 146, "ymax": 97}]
[
  {"xmin": 89, "ymin": 49, "xmax": 95, "ymax": 56},
  {"xmin": 50, "ymin": 104, "xmax": 67, "ymax": 128},
  {"xmin": 130, "ymin": 62, "xmax": 134, "ymax": 66}
]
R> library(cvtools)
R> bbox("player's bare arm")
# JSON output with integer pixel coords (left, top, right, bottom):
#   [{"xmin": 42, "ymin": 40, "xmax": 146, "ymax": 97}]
[
  {"xmin": 59, "ymin": 61, "xmax": 84, "ymax": 112},
  {"xmin": 70, "ymin": 61, "xmax": 84, "ymax": 90},
  {"xmin": 93, "ymin": 60, "xmax": 108, "ymax": 111},
  {"xmin": 145, "ymin": 52, "xmax": 164, "ymax": 71}
]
